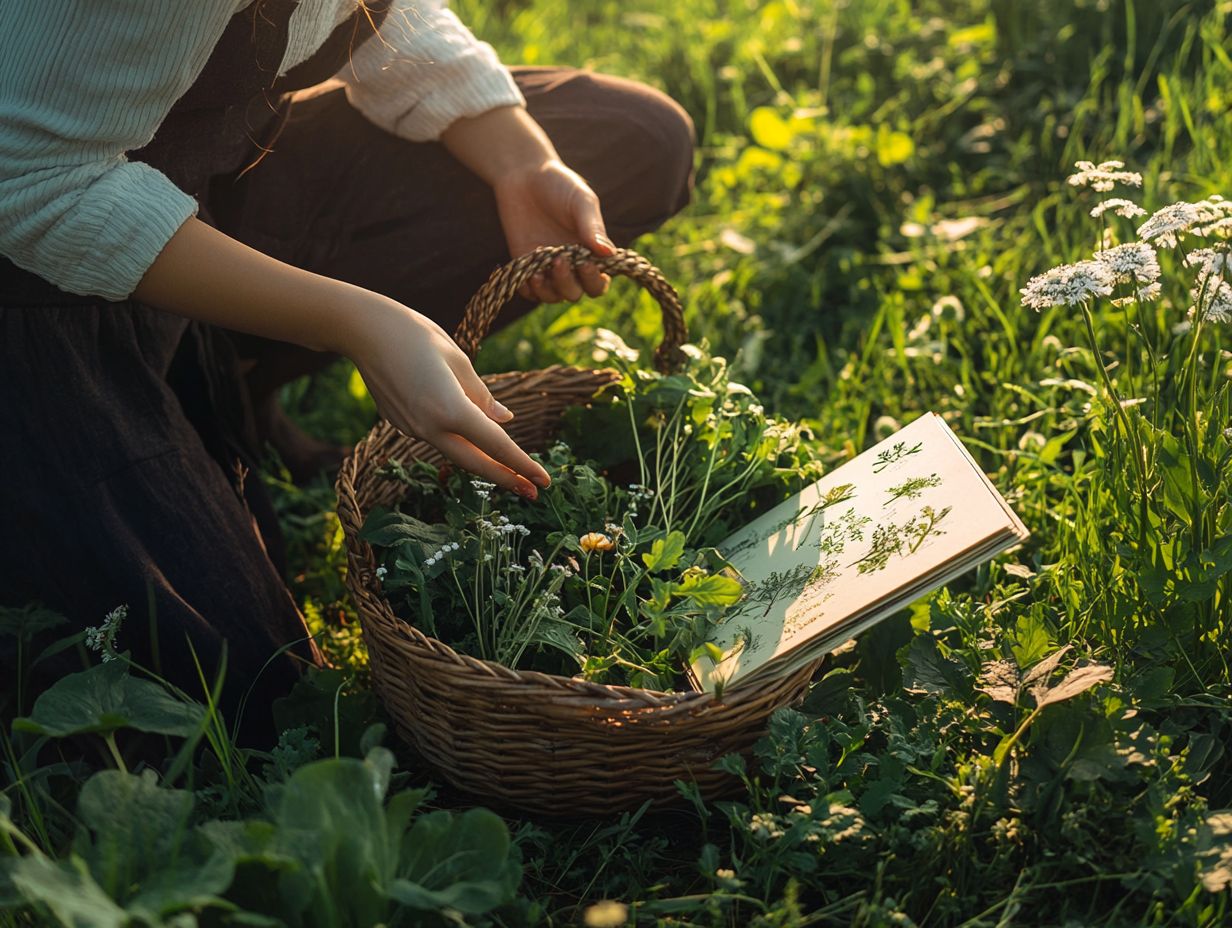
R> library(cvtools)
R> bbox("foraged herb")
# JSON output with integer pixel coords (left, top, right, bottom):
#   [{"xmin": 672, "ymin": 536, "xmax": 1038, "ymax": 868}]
[{"xmin": 362, "ymin": 341, "xmax": 824, "ymax": 689}]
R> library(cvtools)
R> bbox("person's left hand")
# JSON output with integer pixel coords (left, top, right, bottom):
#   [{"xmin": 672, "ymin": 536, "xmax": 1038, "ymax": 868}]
[{"xmin": 492, "ymin": 158, "xmax": 615, "ymax": 304}]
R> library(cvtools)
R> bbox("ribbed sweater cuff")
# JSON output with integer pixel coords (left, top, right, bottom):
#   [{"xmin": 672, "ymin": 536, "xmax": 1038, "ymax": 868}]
[
  {"xmin": 62, "ymin": 162, "xmax": 198, "ymax": 302},
  {"xmin": 393, "ymin": 55, "xmax": 526, "ymax": 142}
]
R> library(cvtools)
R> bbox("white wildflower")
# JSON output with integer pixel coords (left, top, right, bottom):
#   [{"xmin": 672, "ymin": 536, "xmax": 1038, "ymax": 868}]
[
  {"xmin": 1138, "ymin": 201, "xmax": 1206, "ymax": 248},
  {"xmin": 1067, "ymin": 160, "xmax": 1143, "ymax": 192},
  {"xmin": 1185, "ymin": 246, "xmax": 1232, "ymax": 285},
  {"xmin": 1189, "ymin": 278, "xmax": 1232, "ymax": 324},
  {"xmin": 1095, "ymin": 242, "xmax": 1161, "ymax": 304},
  {"xmin": 375, "ymin": 566, "xmax": 388, "ymax": 580},
  {"xmin": 1096, "ymin": 242, "xmax": 1160, "ymax": 283},
  {"xmin": 1020, "ymin": 260, "xmax": 1116, "ymax": 310},
  {"xmin": 85, "ymin": 604, "xmax": 127, "ymax": 661},
  {"xmin": 425, "ymin": 557, "xmax": 436, "ymax": 567},
  {"xmin": 1090, "ymin": 198, "xmax": 1147, "ymax": 219},
  {"xmin": 1224, "ymin": 427, "xmax": 1232, "ymax": 441}
]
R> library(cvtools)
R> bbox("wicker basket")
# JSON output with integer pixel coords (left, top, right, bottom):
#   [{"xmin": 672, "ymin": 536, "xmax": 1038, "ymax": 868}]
[{"xmin": 336, "ymin": 244, "xmax": 819, "ymax": 816}]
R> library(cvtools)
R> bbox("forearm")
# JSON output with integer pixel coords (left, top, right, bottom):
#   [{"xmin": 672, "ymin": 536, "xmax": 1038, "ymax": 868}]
[
  {"xmin": 440, "ymin": 105, "xmax": 558, "ymax": 185},
  {"xmin": 133, "ymin": 217, "xmax": 376, "ymax": 356}
]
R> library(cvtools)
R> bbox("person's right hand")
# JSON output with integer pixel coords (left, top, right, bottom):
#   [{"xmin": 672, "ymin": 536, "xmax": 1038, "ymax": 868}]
[{"xmin": 345, "ymin": 294, "xmax": 551, "ymax": 499}]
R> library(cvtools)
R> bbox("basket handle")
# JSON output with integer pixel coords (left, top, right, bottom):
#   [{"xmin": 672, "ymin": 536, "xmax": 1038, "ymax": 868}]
[{"xmin": 452, "ymin": 244, "xmax": 688, "ymax": 373}]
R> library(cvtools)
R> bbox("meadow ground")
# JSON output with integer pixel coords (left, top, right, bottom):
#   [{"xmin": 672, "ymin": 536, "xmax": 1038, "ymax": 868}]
[{"xmin": 4, "ymin": 0, "xmax": 1232, "ymax": 925}]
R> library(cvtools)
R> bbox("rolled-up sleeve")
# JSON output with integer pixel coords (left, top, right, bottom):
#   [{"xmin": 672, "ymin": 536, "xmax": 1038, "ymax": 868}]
[
  {"xmin": 0, "ymin": 2, "xmax": 235, "ymax": 301},
  {"xmin": 337, "ymin": 0, "xmax": 525, "ymax": 143}
]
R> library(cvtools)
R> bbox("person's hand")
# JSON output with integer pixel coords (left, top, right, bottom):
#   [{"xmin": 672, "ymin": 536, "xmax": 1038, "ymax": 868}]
[
  {"xmin": 492, "ymin": 158, "xmax": 615, "ymax": 304},
  {"xmin": 346, "ymin": 294, "xmax": 551, "ymax": 499}
]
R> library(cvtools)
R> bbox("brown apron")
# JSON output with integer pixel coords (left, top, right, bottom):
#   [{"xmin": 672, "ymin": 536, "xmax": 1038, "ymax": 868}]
[
  {"xmin": 0, "ymin": 0, "xmax": 695, "ymax": 740},
  {"xmin": 0, "ymin": 0, "xmax": 393, "ymax": 739}
]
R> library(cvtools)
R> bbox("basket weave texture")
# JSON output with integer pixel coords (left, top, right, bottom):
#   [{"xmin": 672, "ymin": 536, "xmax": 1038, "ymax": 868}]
[{"xmin": 336, "ymin": 245, "xmax": 819, "ymax": 816}]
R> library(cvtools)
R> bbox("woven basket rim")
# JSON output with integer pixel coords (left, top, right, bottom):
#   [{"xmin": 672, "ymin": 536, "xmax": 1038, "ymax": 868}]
[{"xmin": 335, "ymin": 366, "xmax": 788, "ymax": 713}]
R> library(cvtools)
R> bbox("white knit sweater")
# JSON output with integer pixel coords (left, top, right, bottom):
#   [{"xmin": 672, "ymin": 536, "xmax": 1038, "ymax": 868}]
[{"xmin": 0, "ymin": 0, "xmax": 524, "ymax": 301}]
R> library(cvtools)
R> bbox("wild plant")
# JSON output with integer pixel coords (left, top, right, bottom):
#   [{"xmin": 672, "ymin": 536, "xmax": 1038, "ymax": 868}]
[
  {"xmin": 364, "ymin": 342, "xmax": 824, "ymax": 689},
  {"xmin": 1020, "ymin": 161, "xmax": 1232, "ymax": 688}
]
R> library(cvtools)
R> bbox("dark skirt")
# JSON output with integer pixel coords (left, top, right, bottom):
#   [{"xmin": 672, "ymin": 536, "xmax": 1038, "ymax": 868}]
[{"xmin": 0, "ymin": 67, "xmax": 693, "ymax": 738}]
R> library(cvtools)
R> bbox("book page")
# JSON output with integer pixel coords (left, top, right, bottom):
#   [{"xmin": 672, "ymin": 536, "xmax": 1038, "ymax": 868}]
[{"xmin": 692, "ymin": 413, "xmax": 1027, "ymax": 691}]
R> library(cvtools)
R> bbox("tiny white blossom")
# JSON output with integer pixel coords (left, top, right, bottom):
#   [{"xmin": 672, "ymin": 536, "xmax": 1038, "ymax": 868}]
[
  {"xmin": 375, "ymin": 566, "xmax": 388, "ymax": 580},
  {"xmin": 1138, "ymin": 201, "xmax": 1206, "ymax": 248},
  {"xmin": 85, "ymin": 605, "xmax": 127, "ymax": 661},
  {"xmin": 1067, "ymin": 160, "xmax": 1143, "ymax": 192},
  {"xmin": 1020, "ymin": 260, "xmax": 1116, "ymax": 310},
  {"xmin": 1095, "ymin": 243, "xmax": 1161, "ymax": 304},
  {"xmin": 1090, "ymin": 198, "xmax": 1147, "ymax": 219},
  {"xmin": 425, "ymin": 557, "xmax": 437, "ymax": 567},
  {"xmin": 1189, "ymin": 278, "xmax": 1232, "ymax": 324}
]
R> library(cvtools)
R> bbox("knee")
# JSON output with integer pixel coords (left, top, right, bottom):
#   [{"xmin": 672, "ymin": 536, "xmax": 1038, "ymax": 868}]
[
  {"xmin": 571, "ymin": 72, "xmax": 696, "ymax": 231},
  {"xmin": 625, "ymin": 83, "xmax": 696, "ymax": 219}
]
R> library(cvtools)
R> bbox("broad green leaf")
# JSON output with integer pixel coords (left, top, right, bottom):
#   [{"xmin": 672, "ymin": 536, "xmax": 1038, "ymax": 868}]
[
  {"xmin": 642, "ymin": 532, "xmax": 687, "ymax": 572},
  {"xmin": 391, "ymin": 808, "xmax": 520, "ymax": 916},
  {"xmin": 901, "ymin": 635, "xmax": 968, "ymax": 696},
  {"xmin": 273, "ymin": 752, "xmax": 402, "ymax": 927},
  {"xmin": 1010, "ymin": 614, "xmax": 1053, "ymax": 667},
  {"xmin": 4, "ymin": 855, "xmax": 127, "ymax": 928},
  {"xmin": 359, "ymin": 509, "xmax": 451, "ymax": 549},
  {"xmin": 14, "ymin": 660, "xmax": 204, "ymax": 739},
  {"xmin": 673, "ymin": 573, "xmax": 744, "ymax": 606},
  {"xmin": 75, "ymin": 770, "xmax": 234, "ymax": 919},
  {"xmin": 0, "ymin": 604, "xmax": 66, "ymax": 641}
]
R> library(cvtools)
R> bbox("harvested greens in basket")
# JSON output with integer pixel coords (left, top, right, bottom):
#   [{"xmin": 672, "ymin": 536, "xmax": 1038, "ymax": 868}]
[{"xmin": 360, "ymin": 336, "xmax": 824, "ymax": 690}]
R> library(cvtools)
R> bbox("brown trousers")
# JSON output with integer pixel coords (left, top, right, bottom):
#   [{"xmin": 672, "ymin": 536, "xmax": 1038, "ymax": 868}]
[{"xmin": 0, "ymin": 67, "xmax": 693, "ymax": 738}]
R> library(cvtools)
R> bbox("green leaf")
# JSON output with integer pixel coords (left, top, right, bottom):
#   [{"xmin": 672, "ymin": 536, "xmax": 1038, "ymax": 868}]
[
  {"xmin": 673, "ymin": 573, "xmax": 744, "ymax": 606},
  {"xmin": 642, "ymin": 531, "xmax": 687, "ymax": 572},
  {"xmin": 4, "ymin": 855, "xmax": 128, "ymax": 928},
  {"xmin": 274, "ymin": 754, "xmax": 399, "ymax": 927},
  {"xmin": 74, "ymin": 770, "xmax": 234, "ymax": 918},
  {"xmin": 1010, "ymin": 613, "xmax": 1054, "ymax": 667},
  {"xmin": 901, "ymin": 635, "xmax": 969, "ymax": 697},
  {"xmin": 359, "ymin": 509, "xmax": 451, "ymax": 550},
  {"xmin": 13, "ymin": 660, "xmax": 204, "ymax": 739},
  {"xmin": 0, "ymin": 604, "xmax": 66, "ymax": 641},
  {"xmin": 391, "ymin": 808, "xmax": 520, "ymax": 916}
]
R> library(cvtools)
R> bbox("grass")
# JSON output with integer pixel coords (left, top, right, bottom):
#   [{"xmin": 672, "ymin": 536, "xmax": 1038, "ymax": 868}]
[{"xmin": 5, "ymin": 0, "xmax": 1232, "ymax": 925}]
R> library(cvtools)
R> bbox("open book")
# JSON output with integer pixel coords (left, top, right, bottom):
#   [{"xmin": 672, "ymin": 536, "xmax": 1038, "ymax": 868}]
[{"xmin": 691, "ymin": 412, "xmax": 1028, "ymax": 692}]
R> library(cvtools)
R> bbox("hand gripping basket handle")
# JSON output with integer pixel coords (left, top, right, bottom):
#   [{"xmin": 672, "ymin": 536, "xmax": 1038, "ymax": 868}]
[{"xmin": 452, "ymin": 244, "xmax": 688, "ymax": 373}]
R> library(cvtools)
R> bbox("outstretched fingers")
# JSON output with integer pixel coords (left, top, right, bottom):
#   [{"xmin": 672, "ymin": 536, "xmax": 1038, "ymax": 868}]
[{"xmin": 432, "ymin": 431, "xmax": 541, "ymax": 500}]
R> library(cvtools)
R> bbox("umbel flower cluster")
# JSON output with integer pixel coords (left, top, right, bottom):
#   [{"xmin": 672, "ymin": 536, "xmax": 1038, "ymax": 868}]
[{"xmin": 1022, "ymin": 161, "xmax": 1232, "ymax": 323}]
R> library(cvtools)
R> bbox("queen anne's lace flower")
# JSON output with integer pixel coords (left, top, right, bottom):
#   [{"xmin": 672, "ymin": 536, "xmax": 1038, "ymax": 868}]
[
  {"xmin": 1090, "ymin": 198, "xmax": 1147, "ymax": 219},
  {"xmin": 1190, "ymin": 278, "xmax": 1232, "ymax": 324},
  {"xmin": 1067, "ymin": 160, "xmax": 1143, "ymax": 192},
  {"xmin": 1094, "ymin": 243, "xmax": 1161, "ymax": 305},
  {"xmin": 1020, "ymin": 260, "xmax": 1116, "ymax": 310},
  {"xmin": 1138, "ymin": 201, "xmax": 1208, "ymax": 248}
]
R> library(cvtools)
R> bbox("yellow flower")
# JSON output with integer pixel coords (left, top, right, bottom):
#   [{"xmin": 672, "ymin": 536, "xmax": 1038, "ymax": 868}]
[
  {"xmin": 579, "ymin": 532, "xmax": 615, "ymax": 553},
  {"xmin": 583, "ymin": 900, "xmax": 629, "ymax": 928}
]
